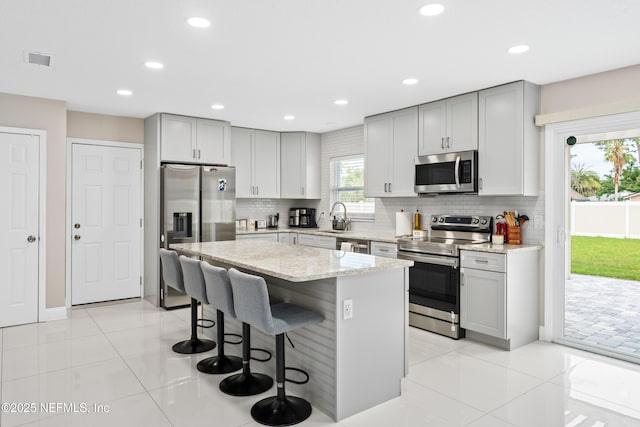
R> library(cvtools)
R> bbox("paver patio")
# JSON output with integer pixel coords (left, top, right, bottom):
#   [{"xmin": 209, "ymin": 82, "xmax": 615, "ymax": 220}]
[{"xmin": 565, "ymin": 274, "xmax": 640, "ymax": 358}]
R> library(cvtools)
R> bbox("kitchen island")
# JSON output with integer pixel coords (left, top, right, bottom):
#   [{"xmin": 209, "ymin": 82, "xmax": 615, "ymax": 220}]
[{"xmin": 170, "ymin": 240, "xmax": 412, "ymax": 421}]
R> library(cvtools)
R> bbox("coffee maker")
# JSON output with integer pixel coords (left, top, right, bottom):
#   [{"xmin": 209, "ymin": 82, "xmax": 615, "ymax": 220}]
[
  {"xmin": 289, "ymin": 208, "xmax": 317, "ymax": 228},
  {"xmin": 267, "ymin": 213, "xmax": 279, "ymax": 229}
]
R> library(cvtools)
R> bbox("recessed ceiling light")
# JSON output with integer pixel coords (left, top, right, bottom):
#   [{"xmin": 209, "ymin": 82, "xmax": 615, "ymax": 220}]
[
  {"xmin": 116, "ymin": 89, "xmax": 132, "ymax": 96},
  {"xmin": 145, "ymin": 61, "xmax": 164, "ymax": 69},
  {"xmin": 419, "ymin": 3, "xmax": 445, "ymax": 16},
  {"xmin": 284, "ymin": 115, "xmax": 295, "ymax": 120},
  {"xmin": 211, "ymin": 104, "xmax": 225, "ymax": 110},
  {"xmin": 334, "ymin": 99, "xmax": 348, "ymax": 105},
  {"xmin": 508, "ymin": 45, "xmax": 530, "ymax": 54},
  {"xmin": 187, "ymin": 17, "xmax": 211, "ymax": 28},
  {"xmin": 402, "ymin": 78, "xmax": 418, "ymax": 85}
]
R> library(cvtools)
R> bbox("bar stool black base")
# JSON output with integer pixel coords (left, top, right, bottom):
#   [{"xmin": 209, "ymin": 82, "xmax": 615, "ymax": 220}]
[
  {"xmin": 197, "ymin": 354, "xmax": 243, "ymax": 374},
  {"xmin": 219, "ymin": 372, "xmax": 273, "ymax": 396},
  {"xmin": 251, "ymin": 396, "xmax": 312, "ymax": 426},
  {"xmin": 172, "ymin": 338, "xmax": 216, "ymax": 354}
]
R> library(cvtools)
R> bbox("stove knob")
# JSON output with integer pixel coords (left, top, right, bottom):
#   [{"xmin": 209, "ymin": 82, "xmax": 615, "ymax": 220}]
[
  {"xmin": 472, "ymin": 218, "xmax": 479, "ymax": 224},
  {"xmin": 439, "ymin": 217, "xmax": 445, "ymax": 223},
  {"xmin": 432, "ymin": 216, "xmax": 438, "ymax": 223},
  {"xmin": 481, "ymin": 219, "xmax": 488, "ymax": 225}
]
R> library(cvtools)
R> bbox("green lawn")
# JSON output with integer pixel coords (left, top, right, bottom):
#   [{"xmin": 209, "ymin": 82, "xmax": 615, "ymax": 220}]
[{"xmin": 571, "ymin": 236, "xmax": 640, "ymax": 281}]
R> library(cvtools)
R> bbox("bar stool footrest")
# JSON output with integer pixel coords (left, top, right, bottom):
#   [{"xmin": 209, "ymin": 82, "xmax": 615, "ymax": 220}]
[
  {"xmin": 172, "ymin": 338, "xmax": 216, "ymax": 354},
  {"xmin": 197, "ymin": 354, "xmax": 242, "ymax": 374},
  {"xmin": 251, "ymin": 395, "xmax": 312, "ymax": 426},
  {"xmin": 284, "ymin": 367, "xmax": 309, "ymax": 385},
  {"xmin": 219, "ymin": 372, "xmax": 273, "ymax": 396}
]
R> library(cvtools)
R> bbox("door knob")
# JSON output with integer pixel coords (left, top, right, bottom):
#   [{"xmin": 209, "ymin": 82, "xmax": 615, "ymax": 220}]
[
  {"xmin": 27, "ymin": 235, "xmax": 36, "ymax": 243},
  {"xmin": 74, "ymin": 235, "xmax": 81, "ymax": 241}
]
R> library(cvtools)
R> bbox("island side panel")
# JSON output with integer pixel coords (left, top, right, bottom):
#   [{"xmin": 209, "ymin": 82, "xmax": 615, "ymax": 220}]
[
  {"xmin": 201, "ymin": 268, "xmax": 339, "ymax": 419},
  {"xmin": 335, "ymin": 268, "xmax": 406, "ymax": 420}
]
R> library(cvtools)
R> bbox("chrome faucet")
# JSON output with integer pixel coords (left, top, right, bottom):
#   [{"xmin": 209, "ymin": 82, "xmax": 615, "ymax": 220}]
[{"xmin": 329, "ymin": 202, "xmax": 350, "ymax": 231}]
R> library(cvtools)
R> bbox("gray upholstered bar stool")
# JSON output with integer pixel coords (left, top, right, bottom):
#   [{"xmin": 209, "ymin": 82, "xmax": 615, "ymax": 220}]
[
  {"xmin": 228, "ymin": 268, "xmax": 323, "ymax": 426},
  {"xmin": 197, "ymin": 262, "xmax": 243, "ymax": 374},
  {"xmin": 159, "ymin": 249, "xmax": 215, "ymax": 354}
]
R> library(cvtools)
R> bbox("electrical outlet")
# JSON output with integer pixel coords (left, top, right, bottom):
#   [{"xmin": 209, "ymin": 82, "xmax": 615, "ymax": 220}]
[{"xmin": 343, "ymin": 299, "xmax": 353, "ymax": 320}]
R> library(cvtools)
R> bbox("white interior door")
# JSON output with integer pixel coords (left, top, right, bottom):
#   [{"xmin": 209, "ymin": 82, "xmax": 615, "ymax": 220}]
[
  {"xmin": 72, "ymin": 144, "xmax": 142, "ymax": 305},
  {"xmin": 0, "ymin": 132, "xmax": 40, "ymax": 327}
]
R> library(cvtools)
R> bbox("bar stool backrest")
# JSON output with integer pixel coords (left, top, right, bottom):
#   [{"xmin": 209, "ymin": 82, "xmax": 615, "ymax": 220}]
[
  {"xmin": 228, "ymin": 268, "xmax": 274, "ymax": 335},
  {"xmin": 179, "ymin": 256, "xmax": 209, "ymax": 304},
  {"xmin": 159, "ymin": 249, "xmax": 185, "ymax": 292},
  {"xmin": 201, "ymin": 262, "xmax": 236, "ymax": 318}
]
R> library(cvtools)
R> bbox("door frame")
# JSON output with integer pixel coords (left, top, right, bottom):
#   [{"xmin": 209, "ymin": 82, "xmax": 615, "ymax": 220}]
[
  {"xmin": 0, "ymin": 126, "xmax": 48, "ymax": 322},
  {"xmin": 542, "ymin": 110, "xmax": 640, "ymax": 342},
  {"xmin": 66, "ymin": 138, "xmax": 144, "ymax": 307}
]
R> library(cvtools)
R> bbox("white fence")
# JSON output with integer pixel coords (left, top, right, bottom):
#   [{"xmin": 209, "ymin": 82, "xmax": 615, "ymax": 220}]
[{"xmin": 571, "ymin": 201, "xmax": 640, "ymax": 239}]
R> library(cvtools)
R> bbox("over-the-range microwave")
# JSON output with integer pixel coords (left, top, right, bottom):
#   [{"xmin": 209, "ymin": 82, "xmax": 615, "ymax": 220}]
[{"xmin": 414, "ymin": 150, "xmax": 477, "ymax": 195}]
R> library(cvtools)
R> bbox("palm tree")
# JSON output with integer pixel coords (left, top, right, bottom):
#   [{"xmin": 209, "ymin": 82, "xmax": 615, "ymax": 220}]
[
  {"xmin": 571, "ymin": 163, "xmax": 601, "ymax": 197},
  {"xmin": 594, "ymin": 139, "xmax": 634, "ymax": 201}
]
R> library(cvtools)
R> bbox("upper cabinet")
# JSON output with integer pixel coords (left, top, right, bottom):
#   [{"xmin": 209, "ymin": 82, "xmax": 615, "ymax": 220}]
[
  {"xmin": 364, "ymin": 107, "xmax": 418, "ymax": 198},
  {"xmin": 478, "ymin": 81, "xmax": 540, "ymax": 196},
  {"xmin": 418, "ymin": 92, "xmax": 478, "ymax": 156},
  {"xmin": 230, "ymin": 127, "xmax": 280, "ymax": 198},
  {"xmin": 280, "ymin": 132, "xmax": 321, "ymax": 199},
  {"xmin": 160, "ymin": 114, "xmax": 230, "ymax": 164}
]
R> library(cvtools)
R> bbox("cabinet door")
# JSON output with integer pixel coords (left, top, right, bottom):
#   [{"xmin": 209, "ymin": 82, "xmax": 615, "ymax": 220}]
[
  {"xmin": 447, "ymin": 93, "xmax": 478, "ymax": 152},
  {"xmin": 418, "ymin": 100, "xmax": 446, "ymax": 155},
  {"xmin": 303, "ymin": 133, "xmax": 321, "ymax": 199},
  {"xmin": 197, "ymin": 119, "xmax": 230, "ymax": 165},
  {"xmin": 297, "ymin": 234, "xmax": 316, "ymax": 247},
  {"xmin": 389, "ymin": 107, "xmax": 418, "ymax": 197},
  {"xmin": 280, "ymin": 132, "xmax": 304, "ymax": 198},
  {"xmin": 364, "ymin": 114, "xmax": 390, "ymax": 197},
  {"xmin": 230, "ymin": 127, "xmax": 254, "ymax": 198},
  {"xmin": 160, "ymin": 114, "xmax": 197, "ymax": 162},
  {"xmin": 253, "ymin": 130, "xmax": 280, "ymax": 198},
  {"xmin": 478, "ymin": 82, "xmax": 524, "ymax": 195},
  {"xmin": 460, "ymin": 267, "xmax": 506, "ymax": 338}
]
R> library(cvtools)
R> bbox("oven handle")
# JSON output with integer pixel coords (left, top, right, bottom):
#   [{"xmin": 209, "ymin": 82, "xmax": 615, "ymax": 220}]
[{"xmin": 398, "ymin": 252, "xmax": 459, "ymax": 268}]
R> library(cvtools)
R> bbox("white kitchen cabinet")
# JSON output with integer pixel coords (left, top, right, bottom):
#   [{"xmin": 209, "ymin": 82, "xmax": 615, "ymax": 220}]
[
  {"xmin": 231, "ymin": 127, "xmax": 280, "ymax": 198},
  {"xmin": 478, "ymin": 81, "xmax": 540, "ymax": 196},
  {"xmin": 280, "ymin": 132, "xmax": 321, "ymax": 199},
  {"xmin": 460, "ymin": 248, "xmax": 540, "ymax": 350},
  {"xmin": 370, "ymin": 241, "xmax": 397, "ymax": 258},
  {"xmin": 298, "ymin": 234, "xmax": 336, "ymax": 249},
  {"xmin": 364, "ymin": 106, "xmax": 418, "ymax": 197},
  {"xmin": 278, "ymin": 232, "xmax": 298, "ymax": 245},
  {"xmin": 418, "ymin": 93, "xmax": 478, "ymax": 156},
  {"xmin": 160, "ymin": 114, "xmax": 230, "ymax": 164},
  {"xmin": 236, "ymin": 233, "xmax": 278, "ymax": 242}
]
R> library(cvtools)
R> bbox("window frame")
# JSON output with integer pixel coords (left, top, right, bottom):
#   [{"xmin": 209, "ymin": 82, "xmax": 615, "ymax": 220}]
[{"xmin": 329, "ymin": 154, "xmax": 374, "ymax": 221}]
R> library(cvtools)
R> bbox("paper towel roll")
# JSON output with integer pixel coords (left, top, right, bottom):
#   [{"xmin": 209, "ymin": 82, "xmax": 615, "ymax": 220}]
[
  {"xmin": 340, "ymin": 242, "xmax": 354, "ymax": 252},
  {"xmin": 396, "ymin": 212, "xmax": 413, "ymax": 237}
]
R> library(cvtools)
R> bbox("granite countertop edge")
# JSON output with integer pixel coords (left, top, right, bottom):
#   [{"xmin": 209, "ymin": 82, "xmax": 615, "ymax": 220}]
[{"xmin": 459, "ymin": 243, "xmax": 543, "ymax": 254}]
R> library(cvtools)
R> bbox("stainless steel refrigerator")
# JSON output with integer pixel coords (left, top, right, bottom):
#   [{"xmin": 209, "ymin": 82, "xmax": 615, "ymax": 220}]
[{"xmin": 160, "ymin": 164, "xmax": 236, "ymax": 309}]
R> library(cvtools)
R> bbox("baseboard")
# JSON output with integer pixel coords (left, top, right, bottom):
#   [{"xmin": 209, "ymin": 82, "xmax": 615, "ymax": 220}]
[
  {"xmin": 539, "ymin": 325, "xmax": 550, "ymax": 342},
  {"xmin": 40, "ymin": 306, "xmax": 69, "ymax": 322}
]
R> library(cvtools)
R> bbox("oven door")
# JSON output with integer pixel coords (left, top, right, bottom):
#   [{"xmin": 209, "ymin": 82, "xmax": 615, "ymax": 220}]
[{"xmin": 397, "ymin": 252, "xmax": 460, "ymax": 313}]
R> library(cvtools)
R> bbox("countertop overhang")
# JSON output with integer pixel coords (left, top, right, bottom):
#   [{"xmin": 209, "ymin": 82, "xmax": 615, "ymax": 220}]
[{"xmin": 170, "ymin": 240, "xmax": 413, "ymax": 282}]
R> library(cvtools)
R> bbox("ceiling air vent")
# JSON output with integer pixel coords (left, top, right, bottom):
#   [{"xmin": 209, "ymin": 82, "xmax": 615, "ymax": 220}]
[{"xmin": 24, "ymin": 50, "xmax": 52, "ymax": 67}]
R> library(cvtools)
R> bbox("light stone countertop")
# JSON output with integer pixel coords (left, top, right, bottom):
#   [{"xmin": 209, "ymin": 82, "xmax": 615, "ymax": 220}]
[
  {"xmin": 236, "ymin": 228, "xmax": 401, "ymax": 244},
  {"xmin": 170, "ymin": 240, "xmax": 413, "ymax": 282},
  {"xmin": 459, "ymin": 243, "xmax": 543, "ymax": 254}
]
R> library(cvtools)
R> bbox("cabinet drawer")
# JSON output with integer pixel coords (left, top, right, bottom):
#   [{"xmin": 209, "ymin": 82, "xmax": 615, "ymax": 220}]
[
  {"xmin": 297, "ymin": 234, "xmax": 316, "ymax": 247},
  {"xmin": 370, "ymin": 241, "xmax": 397, "ymax": 258},
  {"xmin": 460, "ymin": 251, "xmax": 505, "ymax": 272},
  {"xmin": 236, "ymin": 233, "xmax": 278, "ymax": 242},
  {"xmin": 315, "ymin": 236, "xmax": 337, "ymax": 249}
]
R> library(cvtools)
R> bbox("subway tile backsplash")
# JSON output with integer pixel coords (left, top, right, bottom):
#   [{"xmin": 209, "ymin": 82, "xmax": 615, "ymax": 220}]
[{"xmin": 236, "ymin": 124, "xmax": 545, "ymax": 245}]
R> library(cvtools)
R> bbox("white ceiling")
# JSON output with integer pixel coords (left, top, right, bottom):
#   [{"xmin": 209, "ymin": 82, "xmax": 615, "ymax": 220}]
[{"xmin": 1, "ymin": 0, "xmax": 639, "ymax": 133}]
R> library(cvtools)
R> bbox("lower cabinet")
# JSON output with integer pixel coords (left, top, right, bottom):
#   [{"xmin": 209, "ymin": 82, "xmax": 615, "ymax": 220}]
[
  {"xmin": 460, "ymin": 249, "xmax": 540, "ymax": 350},
  {"xmin": 370, "ymin": 241, "xmax": 398, "ymax": 258},
  {"xmin": 297, "ymin": 234, "xmax": 336, "ymax": 249},
  {"xmin": 278, "ymin": 232, "xmax": 298, "ymax": 245},
  {"xmin": 236, "ymin": 233, "xmax": 278, "ymax": 242}
]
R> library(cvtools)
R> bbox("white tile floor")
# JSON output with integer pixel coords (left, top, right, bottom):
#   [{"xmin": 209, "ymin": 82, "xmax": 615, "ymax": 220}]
[{"xmin": 2, "ymin": 299, "xmax": 640, "ymax": 426}]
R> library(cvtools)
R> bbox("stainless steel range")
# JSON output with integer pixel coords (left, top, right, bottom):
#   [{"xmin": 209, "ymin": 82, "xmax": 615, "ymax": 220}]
[{"xmin": 397, "ymin": 214, "xmax": 492, "ymax": 339}]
